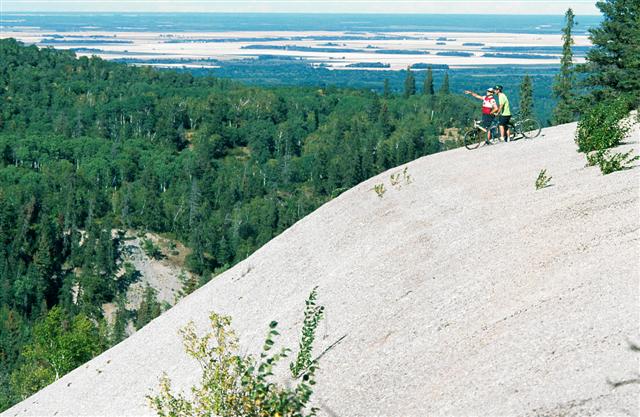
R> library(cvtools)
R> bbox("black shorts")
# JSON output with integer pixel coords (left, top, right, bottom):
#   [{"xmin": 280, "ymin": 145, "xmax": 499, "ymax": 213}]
[
  {"xmin": 481, "ymin": 114, "xmax": 495, "ymax": 129},
  {"xmin": 498, "ymin": 115, "xmax": 511, "ymax": 127}
]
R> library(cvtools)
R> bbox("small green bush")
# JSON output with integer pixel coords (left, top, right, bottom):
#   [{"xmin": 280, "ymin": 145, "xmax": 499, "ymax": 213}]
[
  {"xmin": 148, "ymin": 289, "xmax": 324, "ymax": 417},
  {"xmin": 390, "ymin": 167, "xmax": 412, "ymax": 189},
  {"xmin": 290, "ymin": 287, "xmax": 324, "ymax": 378},
  {"xmin": 402, "ymin": 167, "xmax": 413, "ymax": 185},
  {"xmin": 142, "ymin": 238, "xmax": 164, "ymax": 260},
  {"xmin": 390, "ymin": 172, "xmax": 401, "ymax": 187},
  {"xmin": 372, "ymin": 183, "xmax": 386, "ymax": 198},
  {"xmin": 535, "ymin": 169, "xmax": 552, "ymax": 190},
  {"xmin": 575, "ymin": 98, "xmax": 632, "ymax": 153},
  {"xmin": 585, "ymin": 150, "xmax": 604, "ymax": 167},
  {"xmin": 587, "ymin": 149, "xmax": 639, "ymax": 175}
]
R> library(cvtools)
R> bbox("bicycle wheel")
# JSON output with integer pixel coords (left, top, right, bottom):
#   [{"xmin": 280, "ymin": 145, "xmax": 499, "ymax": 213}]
[
  {"xmin": 506, "ymin": 121, "xmax": 521, "ymax": 140},
  {"xmin": 520, "ymin": 118, "xmax": 542, "ymax": 139},
  {"xmin": 463, "ymin": 128, "xmax": 483, "ymax": 150}
]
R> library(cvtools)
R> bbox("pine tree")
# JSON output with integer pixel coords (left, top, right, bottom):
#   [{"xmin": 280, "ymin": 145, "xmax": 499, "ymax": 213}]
[
  {"xmin": 423, "ymin": 66, "xmax": 434, "ymax": 95},
  {"xmin": 135, "ymin": 285, "xmax": 162, "ymax": 330},
  {"xmin": 519, "ymin": 75, "xmax": 534, "ymax": 120},
  {"xmin": 383, "ymin": 79, "xmax": 391, "ymax": 98},
  {"xmin": 579, "ymin": 0, "xmax": 640, "ymax": 106},
  {"xmin": 552, "ymin": 8, "xmax": 577, "ymax": 125},
  {"xmin": 378, "ymin": 102, "xmax": 393, "ymax": 137},
  {"xmin": 111, "ymin": 296, "xmax": 129, "ymax": 344},
  {"xmin": 403, "ymin": 67, "xmax": 416, "ymax": 98},
  {"xmin": 439, "ymin": 72, "xmax": 450, "ymax": 95}
]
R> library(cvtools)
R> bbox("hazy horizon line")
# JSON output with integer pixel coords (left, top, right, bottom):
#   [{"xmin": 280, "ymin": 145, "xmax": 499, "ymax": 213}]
[{"xmin": 2, "ymin": 11, "xmax": 602, "ymax": 16}]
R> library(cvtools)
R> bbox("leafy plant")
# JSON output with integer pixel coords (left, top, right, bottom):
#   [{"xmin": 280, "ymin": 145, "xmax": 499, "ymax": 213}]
[
  {"xmin": 390, "ymin": 173, "xmax": 401, "ymax": 187},
  {"xmin": 587, "ymin": 149, "xmax": 639, "ymax": 175},
  {"xmin": 290, "ymin": 287, "xmax": 324, "ymax": 378},
  {"xmin": 535, "ymin": 169, "xmax": 552, "ymax": 190},
  {"xmin": 575, "ymin": 98, "xmax": 632, "ymax": 153},
  {"xmin": 390, "ymin": 167, "xmax": 412, "ymax": 189},
  {"xmin": 402, "ymin": 167, "xmax": 413, "ymax": 185},
  {"xmin": 372, "ymin": 183, "xmax": 386, "ymax": 198},
  {"xmin": 10, "ymin": 307, "xmax": 105, "ymax": 400},
  {"xmin": 148, "ymin": 290, "xmax": 324, "ymax": 417}
]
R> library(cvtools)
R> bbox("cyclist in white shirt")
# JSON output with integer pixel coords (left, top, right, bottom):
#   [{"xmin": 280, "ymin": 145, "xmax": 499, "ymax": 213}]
[{"xmin": 464, "ymin": 87, "xmax": 499, "ymax": 143}]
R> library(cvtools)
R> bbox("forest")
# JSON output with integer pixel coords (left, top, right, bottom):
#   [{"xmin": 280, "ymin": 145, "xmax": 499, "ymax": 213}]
[
  {"xmin": 118, "ymin": 57, "xmax": 559, "ymax": 124},
  {"xmin": 0, "ymin": 38, "xmax": 478, "ymax": 410},
  {"xmin": 1, "ymin": 0, "xmax": 636, "ymax": 406}
]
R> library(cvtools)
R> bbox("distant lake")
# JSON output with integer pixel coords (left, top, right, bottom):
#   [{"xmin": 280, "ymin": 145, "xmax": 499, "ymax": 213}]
[{"xmin": 1, "ymin": 13, "xmax": 601, "ymax": 35}]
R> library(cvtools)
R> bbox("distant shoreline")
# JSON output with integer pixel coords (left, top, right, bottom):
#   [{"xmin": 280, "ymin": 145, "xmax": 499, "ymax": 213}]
[
  {"xmin": 1, "ymin": 29, "xmax": 590, "ymax": 70},
  {"xmin": 1, "ymin": 13, "xmax": 594, "ymax": 71},
  {"xmin": 0, "ymin": 13, "xmax": 600, "ymax": 35}
]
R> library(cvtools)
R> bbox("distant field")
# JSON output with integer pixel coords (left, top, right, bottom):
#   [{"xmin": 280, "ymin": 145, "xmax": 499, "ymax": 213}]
[{"xmin": 2, "ymin": 29, "xmax": 591, "ymax": 70}]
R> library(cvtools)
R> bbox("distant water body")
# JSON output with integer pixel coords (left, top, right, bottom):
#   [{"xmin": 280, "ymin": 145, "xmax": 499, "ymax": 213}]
[{"xmin": 2, "ymin": 13, "xmax": 601, "ymax": 35}]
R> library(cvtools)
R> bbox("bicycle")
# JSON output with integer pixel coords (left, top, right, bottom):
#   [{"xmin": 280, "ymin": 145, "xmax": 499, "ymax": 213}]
[
  {"xmin": 463, "ymin": 115, "xmax": 542, "ymax": 150},
  {"xmin": 508, "ymin": 114, "xmax": 542, "ymax": 140},
  {"xmin": 463, "ymin": 118, "xmax": 501, "ymax": 150}
]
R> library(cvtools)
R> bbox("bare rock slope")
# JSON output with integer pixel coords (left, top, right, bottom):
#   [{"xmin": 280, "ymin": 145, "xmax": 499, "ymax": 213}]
[{"xmin": 5, "ymin": 122, "xmax": 640, "ymax": 417}]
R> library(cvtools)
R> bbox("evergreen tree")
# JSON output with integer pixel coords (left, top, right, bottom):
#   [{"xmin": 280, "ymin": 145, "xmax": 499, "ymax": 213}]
[
  {"xmin": 552, "ymin": 8, "xmax": 577, "ymax": 125},
  {"xmin": 135, "ymin": 285, "xmax": 162, "ymax": 330},
  {"xmin": 423, "ymin": 66, "xmax": 434, "ymax": 95},
  {"xmin": 383, "ymin": 79, "xmax": 391, "ymax": 98},
  {"xmin": 579, "ymin": 0, "xmax": 640, "ymax": 106},
  {"xmin": 110, "ymin": 296, "xmax": 129, "ymax": 344},
  {"xmin": 439, "ymin": 72, "xmax": 450, "ymax": 95},
  {"xmin": 403, "ymin": 67, "xmax": 416, "ymax": 98},
  {"xmin": 378, "ymin": 103, "xmax": 393, "ymax": 137},
  {"xmin": 519, "ymin": 75, "xmax": 534, "ymax": 120}
]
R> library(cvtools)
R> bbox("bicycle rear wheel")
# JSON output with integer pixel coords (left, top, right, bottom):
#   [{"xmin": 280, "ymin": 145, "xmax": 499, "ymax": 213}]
[
  {"xmin": 520, "ymin": 118, "xmax": 542, "ymax": 139},
  {"xmin": 463, "ymin": 128, "xmax": 483, "ymax": 150}
]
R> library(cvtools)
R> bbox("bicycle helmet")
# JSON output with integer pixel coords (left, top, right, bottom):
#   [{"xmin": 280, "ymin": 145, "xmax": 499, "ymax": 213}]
[{"xmin": 494, "ymin": 84, "xmax": 504, "ymax": 91}]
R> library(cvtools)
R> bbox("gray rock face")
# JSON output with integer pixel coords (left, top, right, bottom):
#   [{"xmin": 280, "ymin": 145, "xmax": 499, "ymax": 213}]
[{"xmin": 4, "ymin": 122, "xmax": 639, "ymax": 417}]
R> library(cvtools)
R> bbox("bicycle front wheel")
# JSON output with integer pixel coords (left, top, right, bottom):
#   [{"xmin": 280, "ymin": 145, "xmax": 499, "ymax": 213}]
[
  {"xmin": 463, "ymin": 128, "xmax": 483, "ymax": 150},
  {"xmin": 520, "ymin": 118, "xmax": 542, "ymax": 139}
]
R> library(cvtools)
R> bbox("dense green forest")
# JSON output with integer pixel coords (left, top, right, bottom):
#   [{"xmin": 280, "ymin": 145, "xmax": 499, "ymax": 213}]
[
  {"xmin": 123, "ymin": 57, "xmax": 559, "ymax": 124},
  {"xmin": 1, "ymin": 0, "xmax": 638, "ymax": 410},
  {"xmin": 0, "ymin": 38, "xmax": 478, "ymax": 410}
]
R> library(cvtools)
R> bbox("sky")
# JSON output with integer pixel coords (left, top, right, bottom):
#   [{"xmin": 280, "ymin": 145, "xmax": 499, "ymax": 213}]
[{"xmin": 1, "ymin": 1, "xmax": 600, "ymax": 15}]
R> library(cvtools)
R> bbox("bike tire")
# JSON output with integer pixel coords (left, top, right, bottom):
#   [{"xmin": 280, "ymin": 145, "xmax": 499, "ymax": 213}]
[
  {"xmin": 507, "ymin": 122, "xmax": 519, "ymax": 140},
  {"xmin": 520, "ymin": 118, "xmax": 542, "ymax": 139},
  {"xmin": 463, "ymin": 128, "xmax": 483, "ymax": 150}
]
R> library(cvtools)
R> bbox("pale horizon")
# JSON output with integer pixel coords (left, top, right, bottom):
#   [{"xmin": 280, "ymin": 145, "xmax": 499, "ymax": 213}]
[{"xmin": 1, "ymin": 1, "xmax": 601, "ymax": 15}]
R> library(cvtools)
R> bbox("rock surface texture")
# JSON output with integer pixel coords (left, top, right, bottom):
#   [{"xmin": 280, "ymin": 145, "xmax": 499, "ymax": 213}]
[{"xmin": 4, "ymin": 121, "xmax": 640, "ymax": 417}]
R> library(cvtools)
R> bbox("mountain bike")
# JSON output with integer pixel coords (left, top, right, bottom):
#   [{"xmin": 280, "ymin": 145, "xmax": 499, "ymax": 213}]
[
  {"xmin": 463, "ymin": 115, "xmax": 542, "ymax": 150},
  {"xmin": 508, "ymin": 114, "xmax": 542, "ymax": 140},
  {"xmin": 463, "ymin": 119, "xmax": 501, "ymax": 150}
]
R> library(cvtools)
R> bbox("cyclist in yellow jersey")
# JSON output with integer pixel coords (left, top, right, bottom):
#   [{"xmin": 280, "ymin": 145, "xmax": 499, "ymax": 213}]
[{"xmin": 494, "ymin": 85, "xmax": 512, "ymax": 142}]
